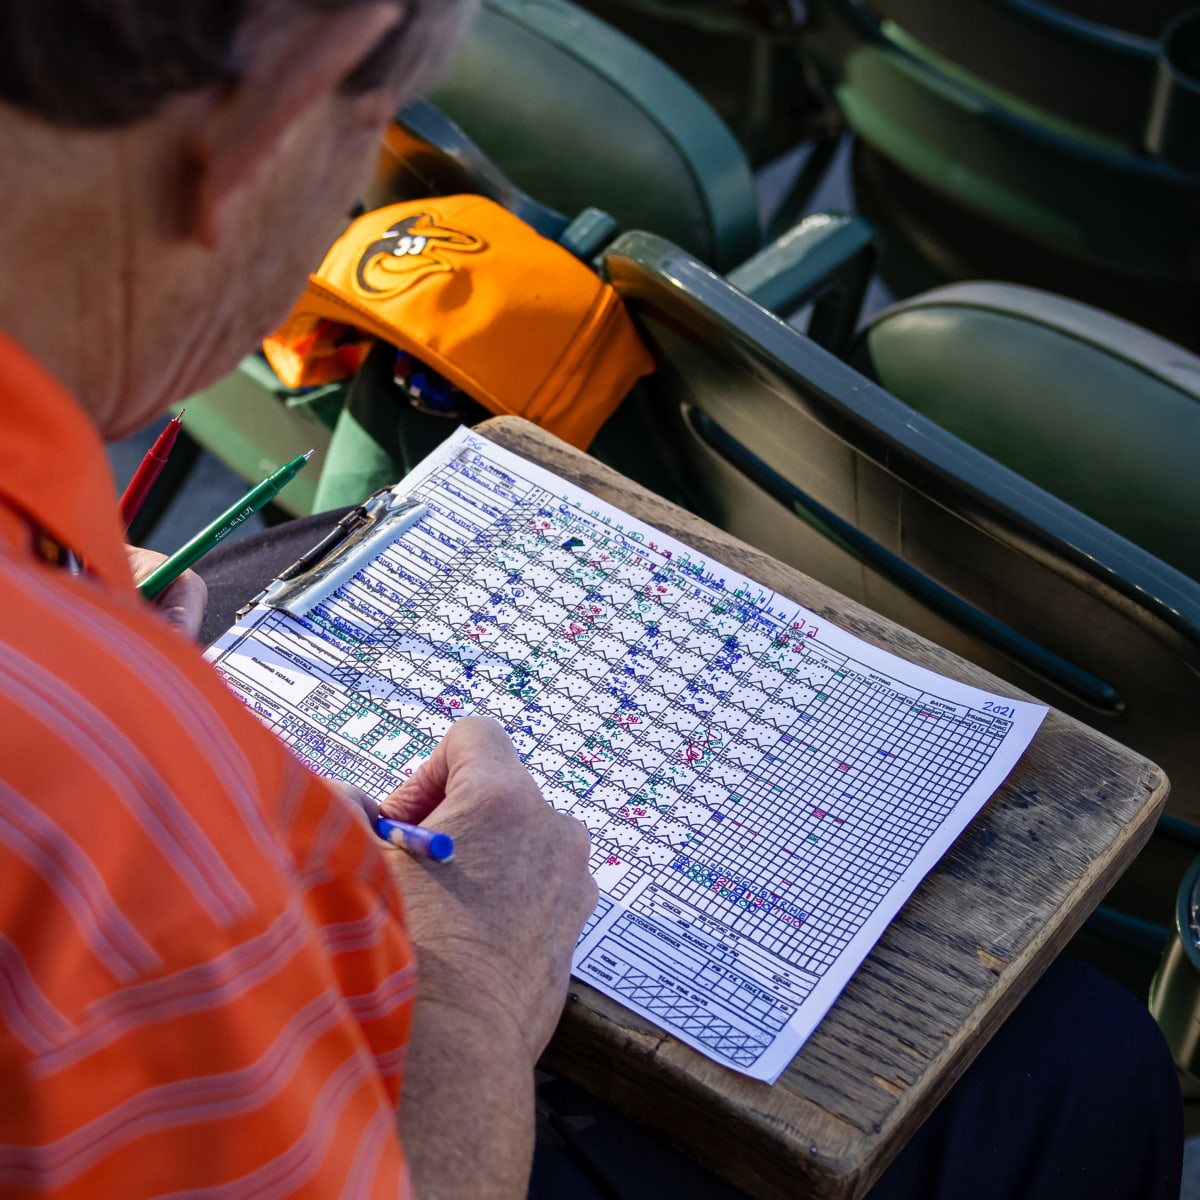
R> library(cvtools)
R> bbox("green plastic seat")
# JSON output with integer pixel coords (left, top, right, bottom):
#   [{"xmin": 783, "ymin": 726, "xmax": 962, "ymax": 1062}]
[
  {"xmin": 840, "ymin": 229, "xmax": 1200, "ymax": 1069},
  {"xmin": 408, "ymin": 0, "xmax": 761, "ymax": 272},
  {"xmin": 563, "ymin": 0, "xmax": 810, "ymax": 161},
  {"xmin": 800, "ymin": 1, "xmax": 1200, "ymax": 347},
  {"xmin": 847, "ymin": 284, "xmax": 1200, "ymax": 975},
  {"xmin": 851, "ymin": 282, "xmax": 1200, "ymax": 583},
  {"xmin": 603, "ymin": 227, "xmax": 1200, "ymax": 993}
]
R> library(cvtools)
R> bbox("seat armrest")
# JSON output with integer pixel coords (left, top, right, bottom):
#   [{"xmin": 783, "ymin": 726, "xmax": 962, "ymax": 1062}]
[
  {"xmin": 371, "ymin": 98, "xmax": 571, "ymax": 241},
  {"xmin": 725, "ymin": 212, "xmax": 878, "ymax": 352}
]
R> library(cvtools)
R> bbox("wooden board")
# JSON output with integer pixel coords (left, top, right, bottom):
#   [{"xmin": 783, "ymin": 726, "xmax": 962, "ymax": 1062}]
[{"xmin": 480, "ymin": 417, "xmax": 1168, "ymax": 1199}]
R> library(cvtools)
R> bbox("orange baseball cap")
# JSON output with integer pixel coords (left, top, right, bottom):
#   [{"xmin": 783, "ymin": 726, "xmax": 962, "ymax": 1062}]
[{"xmin": 264, "ymin": 195, "xmax": 654, "ymax": 449}]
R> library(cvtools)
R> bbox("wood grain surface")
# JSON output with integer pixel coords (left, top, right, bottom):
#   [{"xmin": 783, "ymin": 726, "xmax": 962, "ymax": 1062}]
[{"xmin": 479, "ymin": 418, "xmax": 1168, "ymax": 1199}]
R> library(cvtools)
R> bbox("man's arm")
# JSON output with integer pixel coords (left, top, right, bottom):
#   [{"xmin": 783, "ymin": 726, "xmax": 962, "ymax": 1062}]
[
  {"xmin": 398, "ymin": 974, "xmax": 540, "ymax": 1197},
  {"xmin": 381, "ymin": 718, "xmax": 598, "ymax": 1198}
]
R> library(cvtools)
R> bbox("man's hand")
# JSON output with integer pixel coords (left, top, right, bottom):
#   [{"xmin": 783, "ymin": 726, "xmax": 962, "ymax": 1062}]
[
  {"xmin": 126, "ymin": 546, "xmax": 208, "ymax": 640},
  {"xmin": 381, "ymin": 717, "xmax": 597, "ymax": 1198},
  {"xmin": 382, "ymin": 716, "xmax": 596, "ymax": 1060}
]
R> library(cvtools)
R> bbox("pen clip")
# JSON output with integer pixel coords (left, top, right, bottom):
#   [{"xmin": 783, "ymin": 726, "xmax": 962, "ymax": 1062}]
[{"xmin": 240, "ymin": 490, "xmax": 428, "ymax": 619}]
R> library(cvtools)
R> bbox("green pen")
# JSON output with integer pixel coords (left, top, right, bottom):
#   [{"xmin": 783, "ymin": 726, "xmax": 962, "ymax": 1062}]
[{"xmin": 137, "ymin": 451, "xmax": 314, "ymax": 600}]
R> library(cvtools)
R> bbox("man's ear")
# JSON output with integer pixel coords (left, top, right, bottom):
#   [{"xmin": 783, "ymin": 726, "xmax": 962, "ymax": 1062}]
[{"xmin": 187, "ymin": 1, "xmax": 404, "ymax": 248}]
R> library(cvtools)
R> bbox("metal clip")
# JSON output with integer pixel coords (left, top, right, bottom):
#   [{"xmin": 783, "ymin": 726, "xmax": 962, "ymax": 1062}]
[{"xmin": 238, "ymin": 490, "xmax": 429, "ymax": 619}]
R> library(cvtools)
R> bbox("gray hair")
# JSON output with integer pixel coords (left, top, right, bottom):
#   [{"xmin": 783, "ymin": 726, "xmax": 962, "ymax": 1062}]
[{"xmin": 0, "ymin": 0, "xmax": 476, "ymax": 127}]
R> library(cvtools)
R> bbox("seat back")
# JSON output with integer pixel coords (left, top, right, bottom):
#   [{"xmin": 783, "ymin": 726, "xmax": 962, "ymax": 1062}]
[
  {"xmin": 852, "ymin": 282, "xmax": 1200, "ymax": 583},
  {"xmin": 565, "ymin": 0, "xmax": 809, "ymax": 161},
  {"xmin": 374, "ymin": 0, "xmax": 760, "ymax": 272},
  {"xmin": 605, "ymin": 231, "xmax": 1200, "ymax": 939},
  {"xmin": 801, "ymin": 1, "xmax": 1200, "ymax": 343},
  {"xmin": 861, "ymin": 0, "xmax": 1194, "ymax": 148}
]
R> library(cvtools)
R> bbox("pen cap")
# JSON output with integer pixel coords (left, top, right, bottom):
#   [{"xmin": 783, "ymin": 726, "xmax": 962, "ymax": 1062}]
[{"xmin": 424, "ymin": 832, "xmax": 455, "ymax": 862}]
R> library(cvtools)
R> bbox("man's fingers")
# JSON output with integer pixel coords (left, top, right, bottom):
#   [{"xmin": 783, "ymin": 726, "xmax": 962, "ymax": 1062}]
[
  {"xmin": 155, "ymin": 571, "xmax": 208, "ymax": 640},
  {"xmin": 381, "ymin": 717, "xmax": 522, "ymax": 822},
  {"xmin": 327, "ymin": 780, "xmax": 380, "ymax": 827},
  {"xmin": 125, "ymin": 545, "xmax": 208, "ymax": 640},
  {"xmin": 381, "ymin": 737, "xmax": 450, "ymax": 823}
]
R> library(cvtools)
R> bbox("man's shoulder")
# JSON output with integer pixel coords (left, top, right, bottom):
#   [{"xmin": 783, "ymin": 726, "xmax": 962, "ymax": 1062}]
[
  {"xmin": 0, "ymin": 545, "xmax": 293, "ymax": 793},
  {"xmin": 0, "ymin": 554, "xmax": 330, "ymax": 954},
  {"xmin": 0, "ymin": 548, "xmax": 407, "ymax": 1039}
]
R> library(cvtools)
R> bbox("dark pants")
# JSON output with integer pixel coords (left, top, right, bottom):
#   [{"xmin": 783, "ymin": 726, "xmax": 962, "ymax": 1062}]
[
  {"xmin": 530, "ymin": 954, "xmax": 1182, "ymax": 1200},
  {"xmin": 198, "ymin": 509, "xmax": 359, "ymax": 646},
  {"xmin": 199, "ymin": 519, "xmax": 1183, "ymax": 1200}
]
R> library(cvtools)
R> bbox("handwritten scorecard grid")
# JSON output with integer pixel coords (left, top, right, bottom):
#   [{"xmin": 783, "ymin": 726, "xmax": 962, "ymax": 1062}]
[{"xmin": 208, "ymin": 428, "xmax": 1045, "ymax": 1082}]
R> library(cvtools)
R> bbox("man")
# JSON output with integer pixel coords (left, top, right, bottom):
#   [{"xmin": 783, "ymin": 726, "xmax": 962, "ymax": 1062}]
[{"xmin": 0, "ymin": 2, "xmax": 596, "ymax": 1196}]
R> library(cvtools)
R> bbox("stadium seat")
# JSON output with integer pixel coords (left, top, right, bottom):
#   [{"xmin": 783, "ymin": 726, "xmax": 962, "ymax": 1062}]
[{"xmin": 601, "ymin": 227, "xmax": 1200, "ymax": 993}]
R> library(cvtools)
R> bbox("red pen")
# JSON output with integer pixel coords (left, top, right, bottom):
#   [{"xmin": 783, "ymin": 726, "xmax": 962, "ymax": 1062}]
[{"xmin": 119, "ymin": 412, "xmax": 184, "ymax": 528}]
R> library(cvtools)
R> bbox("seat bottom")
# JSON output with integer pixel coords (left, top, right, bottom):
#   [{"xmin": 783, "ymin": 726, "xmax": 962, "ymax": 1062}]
[{"xmin": 851, "ymin": 139, "xmax": 1200, "ymax": 352}]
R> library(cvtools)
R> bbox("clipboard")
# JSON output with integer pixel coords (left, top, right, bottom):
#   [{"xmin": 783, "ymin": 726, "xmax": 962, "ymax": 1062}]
[
  {"xmin": 238, "ymin": 489, "xmax": 429, "ymax": 620},
  {"xmin": 212, "ymin": 425, "xmax": 1047, "ymax": 1087}
]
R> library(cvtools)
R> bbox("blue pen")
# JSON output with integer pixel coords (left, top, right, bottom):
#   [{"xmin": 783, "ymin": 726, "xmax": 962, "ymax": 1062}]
[{"xmin": 375, "ymin": 817, "xmax": 455, "ymax": 863}]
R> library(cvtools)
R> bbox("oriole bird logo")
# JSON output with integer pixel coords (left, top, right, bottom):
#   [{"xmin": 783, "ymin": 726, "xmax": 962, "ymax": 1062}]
[{"xmin": 354, "ymin": 212, "xmax": 484, "ymax": 296}]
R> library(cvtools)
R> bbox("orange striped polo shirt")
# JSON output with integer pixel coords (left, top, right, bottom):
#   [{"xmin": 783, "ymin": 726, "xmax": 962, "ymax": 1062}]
[{"xmin": 0, "ymin": 331, "xmax": 416, "ymax": 1197}]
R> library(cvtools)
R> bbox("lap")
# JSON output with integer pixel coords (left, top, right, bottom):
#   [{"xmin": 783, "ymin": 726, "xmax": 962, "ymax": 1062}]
[
  {"xmin": 530, "ymin": 957, "xmax": 1181, "ymax": 1200},
  {"xmin": 197, "ymin": 508, "xmax": 354, "ymax": 645}
]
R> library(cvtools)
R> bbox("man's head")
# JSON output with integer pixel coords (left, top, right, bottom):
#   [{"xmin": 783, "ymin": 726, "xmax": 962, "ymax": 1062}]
[
  {"xmin": 0, "ymin": 0, "xmax": 472, "ymax": 130},
  {"xmin": 0, "ymin": 0, "xmax": 475, "ymax": 436}
]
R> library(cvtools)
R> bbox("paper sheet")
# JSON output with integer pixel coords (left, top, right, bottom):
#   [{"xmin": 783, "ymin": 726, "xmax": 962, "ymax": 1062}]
[{"xmin": 207, "ymin": 428, "xmax": 1046, "ymax": 1082}]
